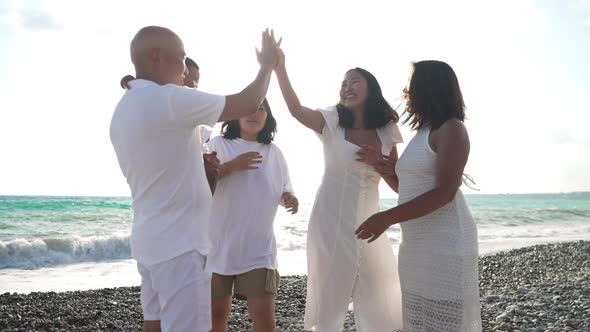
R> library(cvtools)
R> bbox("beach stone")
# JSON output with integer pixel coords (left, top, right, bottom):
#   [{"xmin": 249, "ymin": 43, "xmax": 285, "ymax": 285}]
[
  {"xmin": 518, "ymin": 287, "xmax": 529, "ymax": 294},
  {"xmin": 486, "ymin": 295, "xmax": 501, "ymax": 302},
  {"xmin": 496, "ymin": 312, "xmax": 510, "ymax": 322},
  {"xmin": 506, "ymin": 305, "xmax": 518, "ymax": 312}
]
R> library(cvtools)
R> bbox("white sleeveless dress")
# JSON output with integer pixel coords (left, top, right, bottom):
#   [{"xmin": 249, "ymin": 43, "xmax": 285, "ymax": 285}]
[
  {"xmin": 304, "ymin": 107, "xmax": 403, "ymax": 332},
  {"xmin": 395, "ymin": 128, "xmax": 482, "ymax": 331}
]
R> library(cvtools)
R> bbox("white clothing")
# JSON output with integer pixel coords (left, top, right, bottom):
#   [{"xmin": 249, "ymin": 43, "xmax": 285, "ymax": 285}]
[
  {"xmin": 199, "ymin": 125, "xmax": 214, "ymax": 153},
  {"xmin": 137, "ymin": 250, "xmax": 212, "ymax": 332},
  {"xmin": 110, "ymin": 79, "xmax": 226, "ymax": 265},
  {"xmin": 304, "ymin": 106, "xmax": 404, "ymax": 332},
  {"xmin": 396, "ymin": 128, "xmax": 482, "ymax": 331},
  {"xmin": 206, "ymin": 136, "xmax": 293, "ymax": 275}
]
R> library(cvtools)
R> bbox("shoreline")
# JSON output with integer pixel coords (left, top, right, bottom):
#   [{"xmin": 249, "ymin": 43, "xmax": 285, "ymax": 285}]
[
  {"xmin": 1, "ymin": 240, "xmax": 589, "ymax": 331},
  {"xmin": 5, "ymin": 236, "xmax": 590, "ymax": 295}
]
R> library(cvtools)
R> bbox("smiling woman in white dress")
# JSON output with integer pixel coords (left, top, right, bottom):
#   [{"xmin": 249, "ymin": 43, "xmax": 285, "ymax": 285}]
[
  {"xmin": 356, "ymin": 60, "xmax": 482, "ymax": 331},
  {"xmin": 273, "ymin": 46, "xmax": 403, "ymax": 331}
]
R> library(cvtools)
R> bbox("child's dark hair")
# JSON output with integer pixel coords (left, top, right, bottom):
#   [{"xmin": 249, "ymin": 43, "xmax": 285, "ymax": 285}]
[
  {"xmin": 185, "ymin": 57, "xmax": 199, "ymax": 70},
  {"xmin": 221, "ymin": 99, "xmax": 277, "ymax": 144},
  {"xmin": 120, "ymin": 75, "xmax": 135, "ymax": 89}
]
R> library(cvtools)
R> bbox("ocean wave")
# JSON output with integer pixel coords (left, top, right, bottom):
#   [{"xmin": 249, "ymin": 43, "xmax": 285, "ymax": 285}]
[
  {"xmin": 477, "ymin": 222, "xmax": 590, "ymax": 241},
  {"xmin": 473, "ymin": 208, "xmax": 590, "ymax": 226},
  {"xmin": 537, "ymin": 208, "xmax": 590, "ymax": 218},
  {"xmin": 0, "ymin": 234, "xmax": 131, "ymax": 269},
  {"xmin": 0, "ymin": 222, "xmax": 14, "ymax": 230}
]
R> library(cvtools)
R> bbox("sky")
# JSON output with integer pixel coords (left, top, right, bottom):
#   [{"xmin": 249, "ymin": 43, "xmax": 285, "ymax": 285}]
[{"xmin": 0, "ymin": 0, "xmax": 589, "ymax": 198}]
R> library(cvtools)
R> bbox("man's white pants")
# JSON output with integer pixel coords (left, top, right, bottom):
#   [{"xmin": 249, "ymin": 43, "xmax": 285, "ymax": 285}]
[{"xmin": 137, "ymin": 250, "xmax": 211, "ymax": 332}]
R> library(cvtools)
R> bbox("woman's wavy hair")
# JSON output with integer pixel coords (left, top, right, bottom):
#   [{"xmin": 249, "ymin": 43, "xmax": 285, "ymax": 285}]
[
  {"xmin": 336, "ymin": 67, "xmax": 399, "ymax": 129},
  {"xmin": 403, "ymin": 60, "xmax": 465, "ymax": 130}
]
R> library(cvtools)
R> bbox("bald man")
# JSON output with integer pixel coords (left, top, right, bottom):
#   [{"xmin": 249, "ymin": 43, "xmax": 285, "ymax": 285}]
[
  {"xmin": 110, "ymin": 26, "xmax": 278, "ymax": 332},
  {"xmin": 120, "ymin": 59, "xmax": 220, "ymax": 195},
  {"xmin": 120, "ymin": 57, "xmax": 199, "ymax": 89}
]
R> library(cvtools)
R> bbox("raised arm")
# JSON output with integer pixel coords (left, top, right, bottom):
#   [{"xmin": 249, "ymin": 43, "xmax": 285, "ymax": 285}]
[
  {"xmin": 274, "ymin": 47, "xmax": 325, "ymax": 134},
  {"xmin": 219, "ymin": 29, "xmax": 278, "ymax": 122}
]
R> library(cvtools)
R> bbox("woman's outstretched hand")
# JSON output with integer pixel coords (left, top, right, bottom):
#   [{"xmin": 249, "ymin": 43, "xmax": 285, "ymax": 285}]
[
  {"xmin": 355, "ymin": 211, "xmax": 393, "ymax": 243},
  {"xmin": 356, "ymin": 144, "xmax": 396, "ymax": 177}
]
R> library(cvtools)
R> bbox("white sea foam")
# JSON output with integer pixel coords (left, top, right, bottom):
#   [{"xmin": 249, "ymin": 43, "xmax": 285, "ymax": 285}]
[{"xmin": 0, "ymin": 233, "xmax": 131, "ymax": 269}]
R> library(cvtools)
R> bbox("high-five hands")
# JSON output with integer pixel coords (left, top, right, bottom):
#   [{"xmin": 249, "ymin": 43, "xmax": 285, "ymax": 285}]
[{"xmin": 256, "ymin": 29, "xmax": 282, "ymax": 70}]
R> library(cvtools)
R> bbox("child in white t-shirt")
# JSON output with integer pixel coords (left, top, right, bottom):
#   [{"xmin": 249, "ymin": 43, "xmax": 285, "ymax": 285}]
[{"xmin": 206, "ymin": 98, "xmax": 298, "ymax": 332}]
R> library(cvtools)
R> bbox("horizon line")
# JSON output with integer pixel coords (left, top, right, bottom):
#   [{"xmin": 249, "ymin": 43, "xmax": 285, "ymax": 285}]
[{"xmin": 1, "ymin": 191, "xmax": 589, "ymax": 198}]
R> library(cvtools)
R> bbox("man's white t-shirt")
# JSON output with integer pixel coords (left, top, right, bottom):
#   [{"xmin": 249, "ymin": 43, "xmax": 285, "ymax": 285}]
[
  {"xmin": 205, "ymin": 136, "xmax": 293, "ymax": 275},
  {"xmin": 110, "ymin": 79, "xmax": 226, "ymax": 266}
]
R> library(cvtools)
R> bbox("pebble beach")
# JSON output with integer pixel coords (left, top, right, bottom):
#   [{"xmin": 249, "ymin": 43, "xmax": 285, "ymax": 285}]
[{"xmin": 1, "ymin": 241, "xmax": 589, "ymax": 331}]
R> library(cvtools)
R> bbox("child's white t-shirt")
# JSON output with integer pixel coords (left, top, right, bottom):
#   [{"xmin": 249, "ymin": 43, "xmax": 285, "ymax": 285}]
[{"xmin": 205, "ymin": 136, "xmax": 293, "ymax": 275}]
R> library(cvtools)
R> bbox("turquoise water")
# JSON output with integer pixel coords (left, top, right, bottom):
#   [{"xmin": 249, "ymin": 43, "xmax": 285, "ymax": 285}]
[
  {"xmin": 0, "ymin": 196, "xmax": 132, "ymax": 269},
  {"xmin": 1, "ymin": 193, "xmax": 590, "ymax": 270},
  {"xmin": 0, "ymin": 196, "xmax": 131, "ymax": 240},
  {"xmin": 381, "ymin": 192, "xmax": 590, "ymax": 223}
]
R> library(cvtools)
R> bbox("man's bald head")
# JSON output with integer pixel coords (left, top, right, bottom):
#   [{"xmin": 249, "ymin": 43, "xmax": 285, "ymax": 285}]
[{"xmin": 130, "ymin": 26, "xmax": 187, "ymax": 86}]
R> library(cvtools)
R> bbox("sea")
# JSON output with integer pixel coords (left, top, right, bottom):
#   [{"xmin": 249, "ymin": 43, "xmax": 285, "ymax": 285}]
[{"xmin": 1, "ymin": 193, "xmax": 590, "ymax": 294}]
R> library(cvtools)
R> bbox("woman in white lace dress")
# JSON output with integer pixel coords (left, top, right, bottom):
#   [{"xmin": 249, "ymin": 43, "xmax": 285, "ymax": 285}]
[
  {"xmin": 274, "ymin": 46, "xmax": 403, "ymax": 331},
  {"xmin": 356, "ymin": 60, "xmax": 482, "ymax": 331}
]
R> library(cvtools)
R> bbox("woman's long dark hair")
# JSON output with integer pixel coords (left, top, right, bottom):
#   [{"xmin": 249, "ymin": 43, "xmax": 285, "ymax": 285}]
[
  {"xmin": 221, "ymin": 98, "xmax": 277, "ymax": 144},
  {"xmin": 403, "ymin": 60, "xmax": 465, "ymax": 130},
  {"xmin": 336, "ymin": 67, "xmax": 399, "ymax": 129}
]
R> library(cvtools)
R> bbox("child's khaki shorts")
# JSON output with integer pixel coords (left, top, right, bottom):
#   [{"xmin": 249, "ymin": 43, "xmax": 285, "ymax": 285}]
[{"xmin": 211, "ymin": 268, "xmax": 280, "ymax": 300}]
